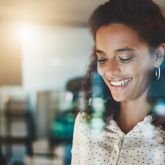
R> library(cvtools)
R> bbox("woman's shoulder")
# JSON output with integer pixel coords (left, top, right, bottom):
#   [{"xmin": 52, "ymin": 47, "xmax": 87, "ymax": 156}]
[
  {"xmin": 75, "ymin": 111, "xmax": 89, "ymax": 125},
  {"xmin": 74, "ymin": 111, "xmax": 91, "ymax": 133}
]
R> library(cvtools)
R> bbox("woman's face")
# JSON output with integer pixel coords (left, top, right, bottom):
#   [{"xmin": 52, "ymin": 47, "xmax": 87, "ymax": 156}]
[{"xmin": 96, "ymin": 24, "xmax": 155, "ymax": 102}]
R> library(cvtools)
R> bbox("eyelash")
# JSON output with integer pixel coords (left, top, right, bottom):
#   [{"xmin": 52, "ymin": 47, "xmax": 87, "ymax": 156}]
[
  {"xmin": 97, "ymin": 59, "xmax": 107, "ymax": 64},
  {"xmin": 117, "ymin": 57, "xmax": 133, "ymax": 63},
  {"xmin": 97, "ymin": 57, "xmax": 133, "ymax": 64}
]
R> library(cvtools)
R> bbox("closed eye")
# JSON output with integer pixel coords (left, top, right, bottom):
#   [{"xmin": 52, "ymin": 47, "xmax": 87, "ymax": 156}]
[
  {"xmin": 97, "ymin": 59, "xmax": 107, "ymax": 64},
  {"xmin": 117, "ymin": 57, "xmax": 133, "ymax": 63}
]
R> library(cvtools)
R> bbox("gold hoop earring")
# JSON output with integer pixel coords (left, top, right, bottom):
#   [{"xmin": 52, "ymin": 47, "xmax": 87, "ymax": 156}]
[{"xmin": 155, "ymin": 66, "xmax": 160, "ymax": 80}]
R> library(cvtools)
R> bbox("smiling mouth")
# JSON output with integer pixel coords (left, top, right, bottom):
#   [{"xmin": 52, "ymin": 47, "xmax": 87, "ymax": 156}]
[{"xmin": 110, "ymin": 78, "xmax": 132, "ymax": 87}]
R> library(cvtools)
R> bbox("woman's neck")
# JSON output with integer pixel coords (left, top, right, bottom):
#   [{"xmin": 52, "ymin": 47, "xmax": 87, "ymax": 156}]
[{"xmin": 114, "ymin": 92, "xmax": 152, "ymax": 134}]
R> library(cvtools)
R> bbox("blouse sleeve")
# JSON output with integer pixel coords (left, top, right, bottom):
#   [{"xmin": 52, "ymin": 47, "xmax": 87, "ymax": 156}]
[{"xmin": 71, "ymin": 112, "xmax": 82, "ymax": 165}]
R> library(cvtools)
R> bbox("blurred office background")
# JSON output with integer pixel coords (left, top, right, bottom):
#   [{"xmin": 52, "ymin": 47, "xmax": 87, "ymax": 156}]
[{"xmin": 0, "ymin": 0, "xmax": 164, "ymax": 165}]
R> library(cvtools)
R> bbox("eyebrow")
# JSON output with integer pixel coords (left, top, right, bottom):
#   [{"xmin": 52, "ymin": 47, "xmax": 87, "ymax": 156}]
[
  {"xmin": 115, "ymin": 47, "xmax": 135, "ymax": 52},
  {"xmin": 95, "ymin": 47, "xmax": 134, "ymax": 54},
  {"xmin": 95, "ymin": 49, "xmax": 104, "ymax": 53}
]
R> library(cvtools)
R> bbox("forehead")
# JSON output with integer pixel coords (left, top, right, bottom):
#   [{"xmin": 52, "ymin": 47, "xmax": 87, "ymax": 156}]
[{"xmin": 95, "ymin": 24, "xmax": 147, "ymax": 52}]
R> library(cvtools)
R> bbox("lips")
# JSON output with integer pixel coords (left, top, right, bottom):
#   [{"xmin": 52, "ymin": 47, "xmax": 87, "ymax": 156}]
[
  {"xmin": 111, "ymin": 78, "xmax": 132, "ymax": 86},
  {"xmin": 108, "ymin": 78, "xmax": 132, "ymax": 91}
]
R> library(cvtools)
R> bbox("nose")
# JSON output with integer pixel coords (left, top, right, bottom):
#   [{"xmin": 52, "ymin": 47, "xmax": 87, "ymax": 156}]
[{"xmin": 105, "ymin": 59, "xmax": 121, "ymax": 78}]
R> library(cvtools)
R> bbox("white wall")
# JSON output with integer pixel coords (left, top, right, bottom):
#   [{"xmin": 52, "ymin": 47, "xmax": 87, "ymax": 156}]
[{"xmin": 21, "ymin": 24, "xmax": 94, "ymax": 111}]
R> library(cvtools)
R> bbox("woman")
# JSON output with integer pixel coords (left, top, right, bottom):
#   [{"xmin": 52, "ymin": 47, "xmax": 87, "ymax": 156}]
[{"xmin": 71, "ymin": 0, "xmax": 165, "ymax": 164}]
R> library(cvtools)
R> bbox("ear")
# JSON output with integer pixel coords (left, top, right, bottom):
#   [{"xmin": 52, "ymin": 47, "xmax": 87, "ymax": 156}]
[{"xmin": 154, "ymin": 43, "xmax": 165, "ymax": 67}]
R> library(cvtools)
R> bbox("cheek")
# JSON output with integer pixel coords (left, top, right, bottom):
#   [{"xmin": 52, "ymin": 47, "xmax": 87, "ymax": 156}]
[
  {"xmin": 132, "ymin": 58, "xmax": 153, "ymax": 75},
  {"xmin": 124, "ymin": 58, "xmax": 154, "ymax": 82},
  {"xmin": 122, "ymin": 58, "xmax": 145, "ymax": 75},
  {"xmin": 125, "ymin": 63, "xmax": 138, "ymax": 75}
]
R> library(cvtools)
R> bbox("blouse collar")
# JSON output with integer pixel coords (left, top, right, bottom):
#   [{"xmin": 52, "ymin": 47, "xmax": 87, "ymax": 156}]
[{"xmin": 105, "ymin": 114, "xmax": 153, "ymax": 134}]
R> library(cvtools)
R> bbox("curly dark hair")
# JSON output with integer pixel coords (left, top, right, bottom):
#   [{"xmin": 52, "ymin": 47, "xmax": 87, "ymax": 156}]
[{"xmin": 82, "ymin": 0, "xmax": 165, "ymax": 136}]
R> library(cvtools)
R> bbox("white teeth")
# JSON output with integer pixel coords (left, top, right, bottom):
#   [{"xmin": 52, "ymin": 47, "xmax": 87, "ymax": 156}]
[
  {"xmin": 122, "ymin": 80, "xmax": 124, "ymax": 85},
  {"xmin": 111, "ymin": 78, "xmax": 131, "ymax": 86}
]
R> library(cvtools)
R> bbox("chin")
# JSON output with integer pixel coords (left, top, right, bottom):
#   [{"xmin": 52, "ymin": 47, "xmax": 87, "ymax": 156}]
[
  {"xmin": 111, "ymin": 94, "xmax": 126, "ymax": 102},
  {"xmin": 113, "ymin": 98, "xmax": 123, "ymax": 102}
]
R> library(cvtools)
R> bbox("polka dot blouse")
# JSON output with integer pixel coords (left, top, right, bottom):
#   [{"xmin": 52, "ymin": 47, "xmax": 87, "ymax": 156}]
[{"xmin": 71, "ymin": 113, "xmax": 165, "ymax": 165}]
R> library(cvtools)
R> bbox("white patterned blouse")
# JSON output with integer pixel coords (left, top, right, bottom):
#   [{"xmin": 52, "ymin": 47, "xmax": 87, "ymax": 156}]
[{"xmin": 71, "ymin": 112, "xmax": 165, "ymax": 165}]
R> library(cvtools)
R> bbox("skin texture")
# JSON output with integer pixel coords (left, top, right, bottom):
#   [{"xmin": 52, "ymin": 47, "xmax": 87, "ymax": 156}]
[{"xmin": 95, "ymin": 24, "xmax": 164, "ymax": 133}]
